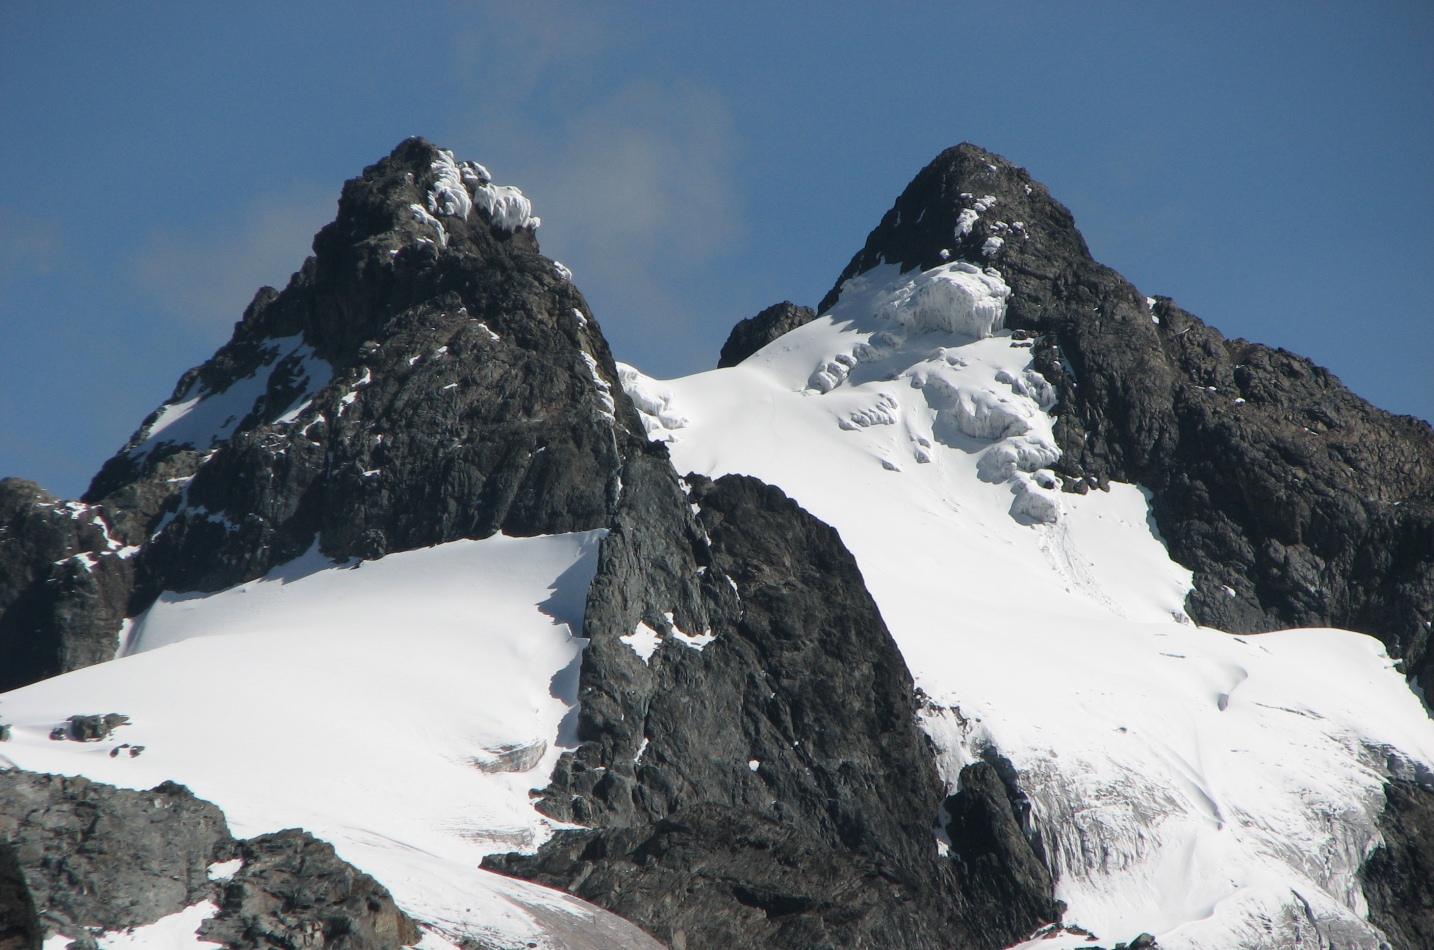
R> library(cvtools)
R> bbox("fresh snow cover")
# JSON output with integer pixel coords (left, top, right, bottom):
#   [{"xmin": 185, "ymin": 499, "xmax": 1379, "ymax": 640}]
[
  {"xmin": 129, "ymin": 336, "xmax": 332, "ymax": 460},
  {"xmin": 43, "ymin": 901, "xmax": 223, "ymax": 950},
  {"xmin": 473, "ymin": 181, "xmax": 540, "ymax": 232},
  {"xmin": 0, "ymin": 530, "xmax": 662, "ymax": 949},
  {"xmin": 620, "ymin": 621, "xmax": 665, "ymax": 664},
  {"xmin": 622, "ymin": 261, "xmax": 1434, "ymax": 950}
]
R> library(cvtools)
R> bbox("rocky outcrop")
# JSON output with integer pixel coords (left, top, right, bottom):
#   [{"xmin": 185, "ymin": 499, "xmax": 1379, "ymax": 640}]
[
  {"xmin": 489, "ymin": 474, "xmax": 1060, "ymax": 949},
  {"xmin": 0, "ymin": 481, "xmax": 132, "ymax": 692},
  {"xmin": 1, "ymin": 137, "xmax": 638, "ymax": 690},
  {"xmin": 717, "ymin": 301, "xmax": 815, "ymax": 368},
  {"xmin": 1362, "ymin": 779, "xmax": 1434, "ymax": 950},
  {"xmin": 200, "ymin": 829, "xmax": 419, "ymax": 950},
  {"xmin": 819, "ymin": 142, "xmax": 1434, "ymax": 690},
  {"xmin": 0, "ymin": 771, "xmax": 232, "ymax": 940},
  {"xmin": 0, "ymin": 770, "xmax": 419, "ymax": 950},
  {"xmin": 945, "ymin": 761, "xmax": 1058, "ymax": 940}
]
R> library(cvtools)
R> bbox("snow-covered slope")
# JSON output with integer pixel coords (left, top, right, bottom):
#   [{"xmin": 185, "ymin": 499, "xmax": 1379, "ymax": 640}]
[
  {"xmin": 0, "ymin": 530, "xmax": 663, "ymax": 950},
  {"xmin": 622, "ymin": 262, "xmax": 1434, "ymax": 949}
]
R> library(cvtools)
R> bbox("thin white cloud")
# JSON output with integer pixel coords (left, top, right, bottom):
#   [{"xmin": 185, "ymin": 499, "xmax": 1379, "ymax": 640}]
[
  {"xmin": 130, "ymin": 186, "xmax": 335, "ymax": 335},
  {"xmin": 0, "ymin": 206, "xmax": 62, "ymax": 282}
]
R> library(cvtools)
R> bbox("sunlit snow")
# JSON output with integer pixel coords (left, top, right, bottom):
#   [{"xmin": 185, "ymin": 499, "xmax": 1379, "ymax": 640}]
[
  {"xmin": 0, "ymin": 530, "xmax": 663, "ymax": 949},
  {"xmin": 620, "ymin": 262, "xmax": 1434, "ymax": 950}
]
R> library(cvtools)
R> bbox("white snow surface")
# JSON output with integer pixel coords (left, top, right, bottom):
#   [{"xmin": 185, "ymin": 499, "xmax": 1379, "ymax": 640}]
[
  {"xmin": 622, "ymin": 262, "xmax": 1434, "ymax": 949},
  {"xmin": 129, "ymin": 335, "xmax": 332, "ymax": 460},
  {"xmin": 43, "ymin": 901, "xmax": 223, "ymax": 950},
  {"xmin": 0, "ymin": 530, "xmax": 662, "ymax": 949}
]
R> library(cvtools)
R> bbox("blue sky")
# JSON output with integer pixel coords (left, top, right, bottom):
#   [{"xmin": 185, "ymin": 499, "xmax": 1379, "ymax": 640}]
[{"xmin": 2, "ymin": 2, "xmax": 1431, "ymax": 498}]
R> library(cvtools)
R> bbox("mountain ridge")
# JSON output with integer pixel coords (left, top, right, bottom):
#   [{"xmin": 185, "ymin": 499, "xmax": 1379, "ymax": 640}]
[{"xmin": 0, "ymin": 137, "xmax": 1431, "ymax": 950}]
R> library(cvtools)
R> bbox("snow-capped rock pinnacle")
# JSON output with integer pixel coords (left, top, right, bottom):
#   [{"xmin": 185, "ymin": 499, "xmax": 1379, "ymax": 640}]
[
  {"xmin": 812, "ymin": 141, "xmax": 1434, "ymax": 696},
  {"xmin": 818, "ymin": 142, "xmax": 1085, "ymax": 317}
]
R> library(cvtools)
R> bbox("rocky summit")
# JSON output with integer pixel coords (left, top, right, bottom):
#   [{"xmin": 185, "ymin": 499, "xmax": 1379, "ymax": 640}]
[{"xmin": 0, "ymin": 138, "xmax": 1431, "ymax": 950}]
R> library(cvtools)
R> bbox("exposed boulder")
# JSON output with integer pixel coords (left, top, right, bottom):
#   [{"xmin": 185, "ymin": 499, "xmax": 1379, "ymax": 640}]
[
  {"xmin": 201, "ymin": 829, "xmax": 420, "ymax": 950},
  {"xmin": 0, "ymin": 772, "xmax": 232, "ymax": 939},
  {"xmin": 0, "ymin": 770, "xmax": 421, "ymax": 950}
]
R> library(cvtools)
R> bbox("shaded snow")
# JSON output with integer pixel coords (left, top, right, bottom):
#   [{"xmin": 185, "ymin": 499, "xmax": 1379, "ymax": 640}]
[
  {"xmin": 129, "ymin": 336, "xmax": 332, "ymax": 460},
  {"xmin": 44, "ymin": 901, "xmax": 222, "ymax": 950}
]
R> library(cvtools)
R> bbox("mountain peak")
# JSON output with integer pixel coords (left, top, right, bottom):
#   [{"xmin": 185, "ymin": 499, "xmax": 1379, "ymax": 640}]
[{"xmin": 818, "ymin": 143, "xmax": 1088, "ymax": 314}]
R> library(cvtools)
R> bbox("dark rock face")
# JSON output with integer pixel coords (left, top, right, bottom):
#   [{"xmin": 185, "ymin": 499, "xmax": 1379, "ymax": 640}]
[
  {"xmin": 489, "ymin": 474, "xmax": 1059, "ymax": 950},
  {"xmin": 820, "ymin": 142, "xmax": 1434, "ymax": 691},
  {"xmin": 0, "ymin": 770, "xmax": 419, "ymax": 949},
  {"xmin": 2, "ymin": 137, "xmax": 638, "ymax": 690},
  {"xmin": 0, "ymin": 481, "xmax": 132, "ymax": 692},
  {"xmin": 717, "ymin": 301, "xmax": 816, "ymax": 368},
  {"xmin": 945, "ymin": 762, "xmax": 1057, "ymax": 940},
  {"xmin": 201, "ymin": 829, "xmax": 420, "ymax": 950},
  {"xmin": 0, "ymin": 772, "xmax": 232, "ymax": 938},
  {"xmin": 1362, "ymin": 780, "xmax": 1434, "ymax": 950}
]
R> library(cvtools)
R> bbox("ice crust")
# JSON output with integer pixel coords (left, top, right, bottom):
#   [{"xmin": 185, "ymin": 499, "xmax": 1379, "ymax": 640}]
[{"xmin": 626, "ymin": 260, "xmax": 1434, "ymax": 950}]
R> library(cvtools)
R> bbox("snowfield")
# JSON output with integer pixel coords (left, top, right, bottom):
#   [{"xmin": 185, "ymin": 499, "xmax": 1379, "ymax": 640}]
[
  {"xmin": 623, "ymin": 262, "xmax": 1434, "ymax": 950},
  {"xmin": 5, "ymin": 251, "xmax": 1433, "ymax": 949},
  {"xmin": 0, "ymin": 530, "xmax": 663, "ymax": 950}
]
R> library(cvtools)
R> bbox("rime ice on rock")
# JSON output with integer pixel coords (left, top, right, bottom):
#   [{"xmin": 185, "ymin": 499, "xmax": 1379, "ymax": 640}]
[
  {"xmin": 474, "ymin": 182, "xmax": 540, "ymax": 232},
  {"xmin": 426, "ymin": 150, "xmax": 474, "ymax": 219},
  {"xmin": 419, "ymin": 147, "xmax": 540, "ymax": 235}
]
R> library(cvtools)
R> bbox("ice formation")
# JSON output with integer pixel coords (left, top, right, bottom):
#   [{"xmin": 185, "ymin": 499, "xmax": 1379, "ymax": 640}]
[
  {"xmin": 419, "ymin": 148, "xmax": 540, "ymax": 234},
  {"xmin": 629, "ymin": 258, "xmax": 1434, "ymax": 950},
  {"xmin": 874, "ymin": 261, "xmax": 1011, "ymax": 337}
]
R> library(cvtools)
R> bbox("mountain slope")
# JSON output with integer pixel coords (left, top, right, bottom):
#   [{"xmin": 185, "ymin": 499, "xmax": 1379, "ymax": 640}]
[
  {"xmin": 819, "ymin": 144, "xmax": 1434, "ymax": 687},
  {"xmin": 616, "ymin": 144, "xmax": 1434, "ymax": 948},
  {"xmin": 0, "ymin": 140, "xmax": 1064, "ymax": 950},
  {"xmin": 1, "ymin": 138, "xmax": 1432, "ymax": 950}
]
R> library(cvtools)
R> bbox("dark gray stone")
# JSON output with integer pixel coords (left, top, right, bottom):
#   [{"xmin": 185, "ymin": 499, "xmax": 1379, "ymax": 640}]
[
  {"xmin": 717, "ymin": 302, "xmax": 816, "ymax": 368},
  {"xmin": 200, "ymin": 829, "xmax": 420, "ymax": 950},
  {"xmin": 0, "ymin": 770, "xmax": 421, "ymax": 950},
  {"xmin": 489, "ymin": 474, "xmax": 1060, "ymax": 949},
  {"xmin": 0, "ymin": 772, "xmax": 233, "ymax": 938},
  {"xmin": 820, "ymin": 142, "xmax": 1434, "ymax": 692},
  {"xmin": 0, "ymin": 480, "xmax": 132, "ymax": 692},
  {"xmin": 1361, "ymin": 779, "xmax": 1434, "ymax": 950}
]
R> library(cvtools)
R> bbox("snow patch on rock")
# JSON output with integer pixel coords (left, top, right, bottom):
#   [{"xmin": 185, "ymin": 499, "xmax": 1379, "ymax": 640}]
[
  {"xmin": 621, "ymin": 622, "xmax": 664, "ymax": 664},
  {"xmin": 616, "ymin": 362, "xmax": 688, "ymax": 442},
  {"xmin": 130, "ymin": 335, "xmax": 333, "ymax": 460}
]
